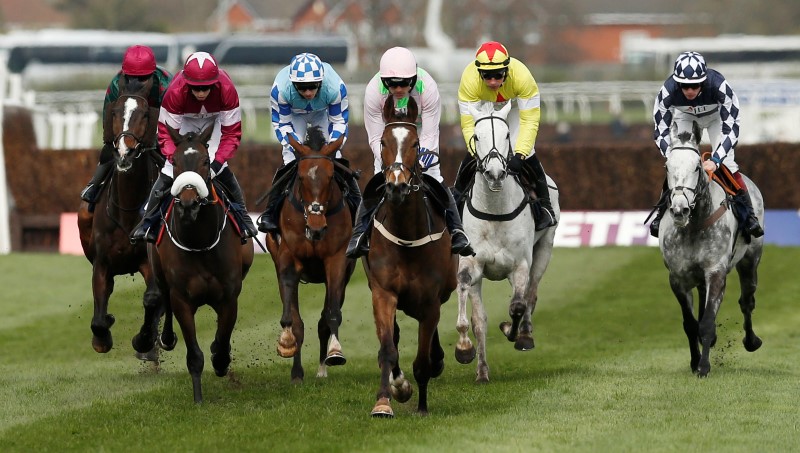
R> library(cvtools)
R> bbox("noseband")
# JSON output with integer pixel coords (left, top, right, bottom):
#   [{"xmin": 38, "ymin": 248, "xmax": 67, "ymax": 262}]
[{"xmin": 471, "ymin": 115, "xmax": 512, "ymax": 172}]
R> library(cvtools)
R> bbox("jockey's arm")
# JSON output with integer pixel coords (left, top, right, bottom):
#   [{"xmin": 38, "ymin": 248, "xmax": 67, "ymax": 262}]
[
  {"xmin": 326, "ymin": 81, "xmax": 349, "ymax": 144},
  {"xmin": 270, "ymin": 84, "xmax": 300, "ymax": 149},
  {"xmin": 509, "ymin": 64, "xmax": 541, "ymax": 157},
  {"xmin": 418, "ymin": 77, "xmax": 442, "ymax": 154},
  {"xmin": 653, "ymin": 84, "xmax": 674, "ymax": 157},
  {"xmin": 710, "ymin": 79, "xmax": 741, "ymax": 165}
]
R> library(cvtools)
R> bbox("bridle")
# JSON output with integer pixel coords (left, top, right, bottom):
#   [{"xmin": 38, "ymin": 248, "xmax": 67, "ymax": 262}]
[
  {"xmin": 113, "ymin": 95, "xmax": 156, "ymax": 159},
  {"xmin": 287, "ymin": 154, "xmax": 345, "ymax": 222},
  {"xmin": 381, "ymin": 121, "xmax": 423, "ymax": 193},
  {"xmin": 470, "ymin": 115, "xmax": 513, "ymax": 173},
  {"xmin": 668, "ymin": 145, "xmax": 706, "ymax": 211}
]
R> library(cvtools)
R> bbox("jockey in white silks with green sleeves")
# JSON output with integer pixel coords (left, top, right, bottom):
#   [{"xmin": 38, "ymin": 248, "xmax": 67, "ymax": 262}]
[
  {"xmin": 345, "ymin": 46, "xmax": 473, "ymax": 258},
  {"xmin": 257, "ymin": 53, "xmax": 361, "ymax": 234}
]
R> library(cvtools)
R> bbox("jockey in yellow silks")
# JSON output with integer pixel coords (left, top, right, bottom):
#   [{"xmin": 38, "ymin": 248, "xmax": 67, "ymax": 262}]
[{"xmin": 453, "ymin": 41, "xmax": 556, "ymax": 231}]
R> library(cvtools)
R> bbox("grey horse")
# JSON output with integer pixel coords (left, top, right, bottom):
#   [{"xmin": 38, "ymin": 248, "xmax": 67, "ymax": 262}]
[{"xmin": 659, "ymin": 122, "xmax": 764, "ymax": 377}]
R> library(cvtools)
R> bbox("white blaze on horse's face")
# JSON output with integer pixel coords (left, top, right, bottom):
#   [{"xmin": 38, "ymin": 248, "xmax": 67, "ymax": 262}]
[
  {"xmin": 667, "ymin": 148, "xmax": 702, "ymax": 227},
  {"xmin": 390, "ymin": 127, "xmax": 411, "ymax": 181},
  {"xmin": 116, "ymin": 97, "xmax": 139, "ymax": 156},
  {"xmin": 474, "ymin": 116, "xmax": 511, "ymax": 191}
]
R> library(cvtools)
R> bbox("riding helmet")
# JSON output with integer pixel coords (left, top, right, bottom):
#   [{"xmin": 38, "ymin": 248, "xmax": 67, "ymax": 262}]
[
  {"xmin": 672, "ymin": 51, "xmax": 707, "ymax": 83},
  {"xmin": 380, "ymin": 47, "xmax": 417, "ymax": 78},
  {"xmin": 474, "ymin": 41, "xmax": 511, "ymax": 70},
  {"xmin": 183, "ymin": 51, "xmax": 219, "ymax": 86},
  {"xmin": 122, "ymin": 45, "xmax": 156, "ymax": 76},
  {"xmin": 289, "ymin": 53, "xmax": 325, "ymax": 83}
]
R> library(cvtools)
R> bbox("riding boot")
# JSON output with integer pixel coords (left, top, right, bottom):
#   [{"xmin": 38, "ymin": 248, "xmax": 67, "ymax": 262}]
[
  {"xmin": 649, "ymin": 179, "xmax": 670, "ymax": 238},
  {"xmin": 130, "ymin": 172, "xmax": 172, "ymax": 244},
  {"xmin": 526, "ymin": 154, "xmax": 557, "ymax": 231},
  {"xmin": 80, "ymin": 143, "xmax": 116, "ymax": 204},
  {"xmin": 450, "ymin": 153, "xmax": 476, "ymax": 217},
  {"xmin": 215, "ymin": 168, "xmax": 257, "ymax": 239},
  {"xmin": 345, "ymin": 173, "xmax": 384, "ymax": 258},
  {"xmin": 733, "ymin": 189, "xmax": 764, "ymax": 238},
  {"xmin": 444, "ymin": 189, "xmax": 475, "ymax": 256},
  {"xmin": 345, "ymin": 201, "xmax": 377, "ymax": 258},
  {"xmin": 257, "ymin": 163, "xmax": 294, "ymax": 233},
  {"xmin": 339, "ymin": 166, "xmax": 362, "ymax": 224}
]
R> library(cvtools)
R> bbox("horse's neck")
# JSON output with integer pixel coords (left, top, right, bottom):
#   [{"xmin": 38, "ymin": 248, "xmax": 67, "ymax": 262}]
[
  {"xmin": 471, "ymin": 175, "xmax": 526, "ymax": 211},
  {"xmin": 379, "ymin": 190, "xmax": 440, "ymax": 235},
  {"xmin": 107, "ymin": 159, "xmax": 153, "ymax": 218},
  {"xmin": 689, "ymin": 179, "xmax": 721, "ymax": 227},
  {"xmin": 172, "ymin": 201, "xmax": 225, "ymax": 247}
]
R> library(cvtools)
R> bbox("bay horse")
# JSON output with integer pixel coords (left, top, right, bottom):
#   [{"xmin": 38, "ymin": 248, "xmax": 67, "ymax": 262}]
[
  {"xmin": 362, "ymin": 96, "xmax": 458, "ymax": 418},
  {"xmin": 454, "ymin": 102, "xmax": 559, "ymax": 382},
  {"xmin": 264, "ymin": 126, "xmax": 356, "ymax": 382},
  {"xmin": 149, "ymin": 124, "xmax": 254, "ymax": 403},
  {"xmin": 76, "ymin": 75, "xmax": 173, "ymax": 358},
  {"xmin": 660, "ymin": 121, "xmax": 764, "ymax": 377}
]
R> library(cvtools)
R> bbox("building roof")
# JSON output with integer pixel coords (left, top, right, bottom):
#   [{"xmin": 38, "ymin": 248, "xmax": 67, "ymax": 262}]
[{"xmin": 0, "ymin": 0, "xmax": 69, "ymax": 30}]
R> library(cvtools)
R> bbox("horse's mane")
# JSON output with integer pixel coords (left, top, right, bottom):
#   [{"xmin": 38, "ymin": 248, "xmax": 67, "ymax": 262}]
[
  {"xmin": 120, "ymin": 74, "xmax": 152, "ymax": 96},
  {"xmin": 305, "ymin": 126, "xmax": 326, "ymax": 152},
  {"xmin": 382, "ymin": 96, "xmax": 419, "ymax": 123}
]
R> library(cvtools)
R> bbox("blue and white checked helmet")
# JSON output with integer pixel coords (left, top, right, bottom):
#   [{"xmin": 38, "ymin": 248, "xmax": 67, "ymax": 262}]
[
  {"xmin": 289, "ymin": 53, "xmax": 325, "ymax": 82},
  {"xmin": 672, "ymin": 51, "xmax": 707, "ymax": 83}
]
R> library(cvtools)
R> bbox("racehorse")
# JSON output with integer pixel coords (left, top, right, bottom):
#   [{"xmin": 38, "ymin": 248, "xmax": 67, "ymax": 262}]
[
  {"xmin": 76, "ymin": 75, "xmax": 171, "ymax": 359},
  {"xmin": 264, "ymin": 127, "xmax": 356, "ymax": 382},
  {"xmin": 454, "ymin": 102, "xmax": 560, "ymax": 382},
  {"xmin": 362, "ymin": 96, "xmax": 458, "ymax": 417},
  {"xmin": 659, "ymin": 122, "xmax": 764, "ymax": 377},
  {"xmin": 149, "ymin": 124, "xmax": 255, "ymax": 403}
]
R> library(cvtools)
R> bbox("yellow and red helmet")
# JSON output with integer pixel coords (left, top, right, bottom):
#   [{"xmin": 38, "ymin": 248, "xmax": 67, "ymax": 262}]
[{"xmin": 474, "ymin": 41, "xmax": 510, "ymax": 69}]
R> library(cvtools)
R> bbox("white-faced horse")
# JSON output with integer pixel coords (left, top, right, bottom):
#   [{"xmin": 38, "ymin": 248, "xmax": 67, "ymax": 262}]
[
  {"xmin": 454, "ymin": 102, "xmax": 560, "ymax": 382},
  {"xmin": 660, "ymin": 122, "xmax": 763, "ymax": 377}
]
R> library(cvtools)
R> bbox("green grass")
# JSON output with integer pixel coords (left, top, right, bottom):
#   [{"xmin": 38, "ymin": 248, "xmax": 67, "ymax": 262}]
[{"xmin": 1, "ymin": 247, "xmax": 800, "ymax": 452}]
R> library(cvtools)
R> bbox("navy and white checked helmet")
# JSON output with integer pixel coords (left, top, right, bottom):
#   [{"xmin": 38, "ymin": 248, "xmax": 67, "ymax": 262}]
[
  {"xmin": 289, "ymin": 53, "xmax": 325, "ymax": 82},
  {"xmin": 672, "ymin": 51, "xmax": 707, "ymax": 83}
]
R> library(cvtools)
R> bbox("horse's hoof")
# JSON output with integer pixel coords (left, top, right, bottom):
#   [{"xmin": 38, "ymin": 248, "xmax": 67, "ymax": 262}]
[
  {"xmin": 743, "ymin": 335, "xmax": 763, "ymax": 352},
  {"xmin": 391, "ymin": 378, "xmax": 413, "ymax": 403},
  {"xmin": 499, "ymin": 321, "xmax": 515, "ymax": 341},
  {"xmin": 277, "ymin": 344, "xmax": 297, "ymax": 358},
  {"xmin": 514, "ymin": 335, "xmax": 535, "ymax": 351},
  {"xmin": 455, "ymin": 346, "xmax": 476, "ymax": 364},
  {"xmin": 324, "ymin": 351, "xmax": 346, "ymax": 366},
  {"xmin": 131, "ymin": 333, "xmax": 153, "ymax": 354},
  {"xmin": 159, "ymin": 332, "xmax": 178, "ymax": 351},
  {"xmin": 371, "ymin": 398, "xmax": 394, "ymax": 418},
  {"xmin": 91, "ymin": 334, "xmax": 113, "ymax": 353}
]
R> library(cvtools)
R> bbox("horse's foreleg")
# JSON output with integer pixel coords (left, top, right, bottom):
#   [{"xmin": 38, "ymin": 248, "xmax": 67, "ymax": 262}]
[
  {"xmin": 132, "ymin": 265, "xmax": 164, "ymax": 357},
  {"xmin": 413, "ymin": 309, "xmax": 442, "ymax": 416},
  {"xmin": 276, "ymin": 260, "xmax": 301, "ymax": 362},
  {"xmin": 319, "ymin": 264, "xmax": 347, "ymax": 372},
  {"xmin": 371, "ymin": 289, "xmax": 399, "ymax": 418},
  {"xmin": 90, "ymin": 265, "xmax": 116, "ymax": 353},
  {"xmin": 455, "ymin": 264, "xmax": 477, "ymax": 365},
  {"xmin": 389, "ymin": 317, "xmax": 412, "ymax": 403},
  {"xmin": 501, "ymin": 266, "xmax": 530, "ymax": 345},
  {"xmin": 210, "ymin": 298, "xmax": 237, "ymax": 378},
  {"xmin": 469, "ymin": 281, "xmax": 489, "ymax": 382},
  {"xmin": 697, "ymin": 272, "xmax": 727, "ymax": 377},
  {"xmin": 670, "ymin": 275, "xmax": 699, "ymax": 372},
  {"xmin": 173, "ymin": 300, "xmax": 203, "ymax": 403},
  {"xmin": 736, "ymin": 254, "xmax": 763, "ymax": 352}
]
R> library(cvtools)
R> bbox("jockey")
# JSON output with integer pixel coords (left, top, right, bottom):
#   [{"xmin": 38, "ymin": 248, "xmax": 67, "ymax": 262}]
[
  {"xmin": 650, "ymin": 51, "xmax": 764, "ymax": 238},
  {"xmin": 452, "ymin": 41, "xmax": 556, "ymax": 231},
  {"xmin": 130, "ymin": 51, "xmax": 258, "ymax": 243},
  {"xmin": 80, "ymin": 45, "xmax": 172, "ymax": 207},
  {"xmin": 346, "ymin": 46, "xmax": 473, "ymax": 258},
  {"xmin": 256, "ymin": 53, "xmax": 361, "ymax": 234}
]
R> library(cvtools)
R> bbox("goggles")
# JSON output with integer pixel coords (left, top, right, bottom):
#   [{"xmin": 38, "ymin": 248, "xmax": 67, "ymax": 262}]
[
  {"xmin": 381, "ymin": 77, "xmax": 414, "ymax": 88},
  {"xmin": 679, "ymin": 83, "xmax": 702, "ymax": 90},
  {"xmin": 479, "ymin": 69, "xmax": 507, "ymax": 81},
  {"xmin": 293, "ymin": 82, "xmax": 321, "ymax": 92}
]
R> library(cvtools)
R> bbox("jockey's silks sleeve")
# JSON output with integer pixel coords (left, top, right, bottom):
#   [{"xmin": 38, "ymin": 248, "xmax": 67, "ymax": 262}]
[{"xmin": 458, "ymin": 58, "xmax": 541, "ymax": 156}]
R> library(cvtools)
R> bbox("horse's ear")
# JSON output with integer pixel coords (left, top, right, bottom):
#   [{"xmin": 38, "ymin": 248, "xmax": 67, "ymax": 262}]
[
  {"xmin": 321, "ymin": 135, "xmax": 345, "ymax": 157},
  {"xmin": 199, "ymin": 123, "xmax": 214, "ymax": 146},
  {"xmin": 167, "ymin": 124, "xmax": 182, "ymax": 144},
  {"xmin": 405, "ymin": 97, "xmax": 419, "ymax": 123},
  {"xmin": 287, "ymin": 134, "xmax": 310, "ymax": 157},
  {"xmin": 692, "ymin": 121, "xmax": 702, "ymax": 145},
  {"xmin": 497, "ymin": 101, "xmax": 512, "ymax": 119},
  {"xmin": 382, "ymin": 96, "xmax": 396, "ymax": 123}
]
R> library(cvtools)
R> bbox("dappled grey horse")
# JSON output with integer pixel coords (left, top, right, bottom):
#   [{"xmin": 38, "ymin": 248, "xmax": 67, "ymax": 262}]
[
  {"xmin": 455, "ymin": 102, "xmax": 559, "ymax": 382},
  {"xmin": 659, "ymin": 122, "xmax": 764, "ymax": 377}
]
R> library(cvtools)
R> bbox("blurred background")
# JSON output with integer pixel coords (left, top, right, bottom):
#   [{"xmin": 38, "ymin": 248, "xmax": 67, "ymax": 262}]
[
  {"xmin": 3, "ymin": 0, "xmax": 800, "ymax": 148},
  {"xmin": 2, "ymin": 0, "xmax": 800, "ymax": 252}
]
